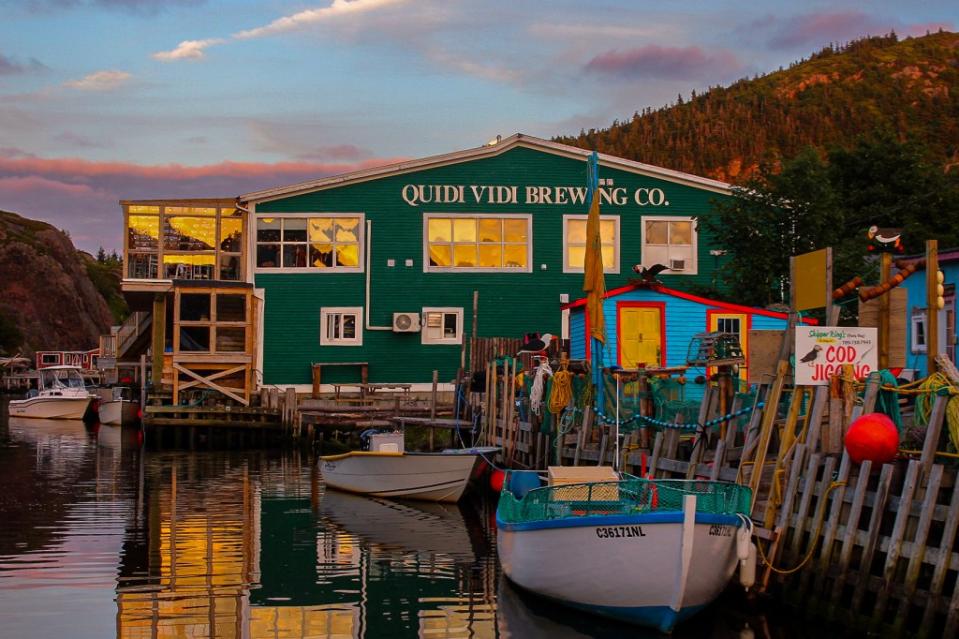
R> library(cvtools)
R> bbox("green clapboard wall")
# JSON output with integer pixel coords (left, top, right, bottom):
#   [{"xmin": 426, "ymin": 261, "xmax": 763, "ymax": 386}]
[{"xmin": 254, "ymin": 145, "xmax": 730, "ymax": 385}]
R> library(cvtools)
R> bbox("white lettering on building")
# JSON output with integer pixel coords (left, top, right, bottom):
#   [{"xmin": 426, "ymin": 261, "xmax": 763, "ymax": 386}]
[{"xmin": 402, "ymin": 184, "xmax": 670, "ymax": 207}]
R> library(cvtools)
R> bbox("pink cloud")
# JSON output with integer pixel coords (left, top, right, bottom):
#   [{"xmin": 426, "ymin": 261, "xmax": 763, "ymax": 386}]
[
  {"xmin": 585, "ymin": 45, "xmax": 741, "ymax": 80},
  {"xmin": 900, "ymin": 22, "xmax": 953, "ymax": 37},
  {"xmin": 0, "ymin": 175, "xmax": 102, "ymax": 196},
  {"xmin": 0, "ymin": 154, "xmax": 406, "ymax": 253},
  {"xmin": 758, "ymin": 12, "xmax": 955, "ymax": 50}
]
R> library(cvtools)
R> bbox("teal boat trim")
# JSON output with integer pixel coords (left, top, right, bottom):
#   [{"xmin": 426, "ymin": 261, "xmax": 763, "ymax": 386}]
[{"xmin": 496, "ymin": 510, "xmax": 742, "ymax": 532}]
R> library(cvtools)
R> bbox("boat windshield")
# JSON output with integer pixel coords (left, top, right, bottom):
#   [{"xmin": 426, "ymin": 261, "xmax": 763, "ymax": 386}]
[{"xmin": 41, "ymin": 368, "xmax": 86, "ymax": 390}]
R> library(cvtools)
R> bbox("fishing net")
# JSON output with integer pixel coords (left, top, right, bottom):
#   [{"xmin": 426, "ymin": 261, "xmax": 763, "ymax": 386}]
[
  {"xmin": 649, "ymin": 377, "xmax": 701, "ymax": 425},
  {"xmin": 498, "ymin": 477, "xmax": 752, "ymax": 525}
]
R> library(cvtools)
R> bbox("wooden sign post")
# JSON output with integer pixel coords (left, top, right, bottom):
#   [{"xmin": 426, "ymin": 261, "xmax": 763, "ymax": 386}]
[{"xmin": 927, "ymin": 240, "xmax": 939, "ymax": 375}]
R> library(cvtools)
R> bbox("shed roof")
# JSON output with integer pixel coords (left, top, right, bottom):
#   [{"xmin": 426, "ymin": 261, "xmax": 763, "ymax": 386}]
[
  {"xmin": 239, "ymin": 133, "xmax": 732, "ymax": 203},
  {"xmin": 562, "ymin": 282, "xmax": 817, "ymax": 323}
]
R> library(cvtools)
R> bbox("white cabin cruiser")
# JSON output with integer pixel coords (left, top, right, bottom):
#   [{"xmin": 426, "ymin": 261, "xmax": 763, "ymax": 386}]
[{"xmin": 8, "ymin": 366, "xmax": 94, "ymax": 420}]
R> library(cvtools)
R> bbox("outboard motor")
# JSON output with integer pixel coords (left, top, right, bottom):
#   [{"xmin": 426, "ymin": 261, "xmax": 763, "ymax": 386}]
[{"xmin": 359, "ymin": 428, "xmax": 378, "ymax": 451}]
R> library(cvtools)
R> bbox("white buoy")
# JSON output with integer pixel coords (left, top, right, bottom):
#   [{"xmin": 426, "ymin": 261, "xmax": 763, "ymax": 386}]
[
  {"xmin": 739, "ymin": 542, "xmax": 757, "ymax": 590},
  {"xmin": 736, "ymin": 525, "xmax": 751, "ymax": 561}
]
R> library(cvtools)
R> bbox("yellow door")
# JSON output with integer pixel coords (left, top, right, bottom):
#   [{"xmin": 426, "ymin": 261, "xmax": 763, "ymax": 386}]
[
  {"xmin": 709, "ymin": 312, "xmax": 748, "ymax": 382},
  {"xmin": 619, "ymin": 306, "xmax": 662, "ymax": 368}
]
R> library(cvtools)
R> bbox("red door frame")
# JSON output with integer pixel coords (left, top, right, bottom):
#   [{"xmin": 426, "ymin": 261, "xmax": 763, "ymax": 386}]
[{"xmin": 616, "ymin": 301, "xmax": 666, "ymax": 367}]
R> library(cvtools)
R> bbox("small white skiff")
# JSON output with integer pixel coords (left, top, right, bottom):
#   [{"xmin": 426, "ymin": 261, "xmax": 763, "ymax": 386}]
[
  {"xmin": 98, "ymin": 387, "xmax": 139, "ymax": 426},
  {"xmin": 320, "ymin": 432, "xmax": 497, "ymax": 502},
  {"xmin": 496, "ymin": 470, "xmax": 754, "ymax": 633},
  {"xmin": 8, "ymin": 366, "xmax": 93, "ymax": 420}
]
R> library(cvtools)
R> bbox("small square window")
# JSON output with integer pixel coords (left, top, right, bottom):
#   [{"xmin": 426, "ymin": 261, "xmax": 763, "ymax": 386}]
[
  {"xmin": 563, "ymin": 215, "xmax": 619, "ymax": 273},
  {"xmin": 640, "ymin": 216, "xmax": 698, "ymax": 275},
  {"xmin": 422, "ymin": 307, "xmax": 463, "ymax": 345},
  {"xmin": 320, "ymin": 307, "xmax": 363, "ymax": 346}
]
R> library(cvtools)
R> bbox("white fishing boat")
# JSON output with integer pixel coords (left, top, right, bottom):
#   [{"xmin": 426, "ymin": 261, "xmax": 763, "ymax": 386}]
[
  {"xmin": 98, "ymin": 387, "xmax": 139, "ymax": 426},
  {"xmin": 319, "ymin": 431, "xmax": 498, "ymax": 502},
  {"xmin": 8, "ymin": 366, "xmax": 94, "ymax": 420},
  {"xmin": 496, "ymin": 468, "xmax": 755, "ymax": 633}
]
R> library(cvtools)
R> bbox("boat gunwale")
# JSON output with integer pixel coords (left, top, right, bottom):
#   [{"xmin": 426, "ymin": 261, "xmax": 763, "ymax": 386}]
[{"xmin": 495, "ymin": 510, "xmax": 743, "ymax": 531}]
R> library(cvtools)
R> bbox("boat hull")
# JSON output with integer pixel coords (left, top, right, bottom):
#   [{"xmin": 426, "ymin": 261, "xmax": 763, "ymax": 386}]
[
  {"xmin": 319, "ymin": 451, "xmax": 483, "ymax": 502},
  {"xmin": 497, "ymin": 513, "xmax": 741, "ymax": 633},
  {"xmin": 98, "ymin": 399, "xmax": 139, "ymax": 425},
  {"xmin": 8, "ymin": 395, "xmax": 92, "ymax": 420}
]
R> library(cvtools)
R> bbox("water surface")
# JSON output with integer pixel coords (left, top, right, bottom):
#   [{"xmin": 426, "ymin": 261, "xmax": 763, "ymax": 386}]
[{"xmin": 0, "ymin": 398, "xmax": 855, "ymax": 638}]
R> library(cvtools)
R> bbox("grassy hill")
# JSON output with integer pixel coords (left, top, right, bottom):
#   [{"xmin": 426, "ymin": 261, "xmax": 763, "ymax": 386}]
[{"xmin": 557, "ymin": 31, "xmax": 959, "ymax": 182}]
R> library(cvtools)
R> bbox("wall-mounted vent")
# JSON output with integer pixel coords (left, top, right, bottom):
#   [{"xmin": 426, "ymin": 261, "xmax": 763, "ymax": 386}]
[
  {"xmin": 669, "ymin": 258, "xmax": 686, "ymax": 272},
  {"xmin": 392, "ymin": 312, "xmax": 421, "ymax": 333}
]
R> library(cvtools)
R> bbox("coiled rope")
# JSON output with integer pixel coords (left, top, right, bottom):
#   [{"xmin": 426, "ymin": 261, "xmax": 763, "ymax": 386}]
[
  {"xmin": 549, "ymin": 366, "xmax": 574, "ymax": 414},
  {"xmin": 529, "ymin": 360, "xmax": 553, "ymax": 416},
  {"xmin": 755, "ymin": 480, "xmax": 847, "ymax": 575}
]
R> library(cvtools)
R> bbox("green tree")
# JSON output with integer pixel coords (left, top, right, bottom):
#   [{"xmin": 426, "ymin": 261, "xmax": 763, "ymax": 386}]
[
  {"xmin": 829, "ymin": 134, "xmax": 959, "ymax": 253},
  {"xmin": 702, "ymin": 148, "xmax": 844, "ymax": 307},
  {"xmin": 704, "ymin": 136, "xmax": 959, "ymax": 309}
]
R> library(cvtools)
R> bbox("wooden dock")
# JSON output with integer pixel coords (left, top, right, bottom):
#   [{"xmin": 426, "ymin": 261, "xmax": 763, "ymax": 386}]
[{"xmin": 472, "ymin": 352, "xmax": 959, "ymax": 636}]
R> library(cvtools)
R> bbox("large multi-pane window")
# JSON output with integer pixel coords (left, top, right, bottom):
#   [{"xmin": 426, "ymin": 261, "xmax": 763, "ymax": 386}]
[
  {"xmin": 425, "ymin": 215, "xmax": 531, "ymax": 271},
  {"xmin": 255, "ymin": 215, "xmax": 363, "ymax": 271},
  {"xmin": 641, "ymin": 216, "xmax": 697, "ymax": 275},
  {"xmin": 124, "ymin": 202, "xmax": 244, "ymax": 281},
  {"xmin": 175, "ymin": 290, "xmax": 249, "ymax": 354},
  {"xmin": 563, "ymin": 215, "xmax": 619, "ymax": 273}
]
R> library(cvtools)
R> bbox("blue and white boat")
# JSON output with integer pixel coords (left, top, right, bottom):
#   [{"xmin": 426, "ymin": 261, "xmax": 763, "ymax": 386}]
[{"xmin": 496, "ymin": 471, "xmax": 753, "ymax": 633}]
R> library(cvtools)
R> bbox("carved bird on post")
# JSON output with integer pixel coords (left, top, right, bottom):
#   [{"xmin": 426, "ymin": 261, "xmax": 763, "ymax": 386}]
[{"xmin": 632, "ymin": 263, "xmax": 669, "ymax": 283}]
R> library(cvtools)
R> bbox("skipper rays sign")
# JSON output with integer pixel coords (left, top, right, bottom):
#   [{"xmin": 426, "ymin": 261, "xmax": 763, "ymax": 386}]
[{"xmin": 794, "ymin": 326, "xmax": 878, "ymax": 385}]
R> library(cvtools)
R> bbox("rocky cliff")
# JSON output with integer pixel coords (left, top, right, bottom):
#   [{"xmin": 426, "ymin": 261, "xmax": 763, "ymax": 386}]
[{"xmin": 0, "ymin": 210, "xmax": 115, "ymax": 354}]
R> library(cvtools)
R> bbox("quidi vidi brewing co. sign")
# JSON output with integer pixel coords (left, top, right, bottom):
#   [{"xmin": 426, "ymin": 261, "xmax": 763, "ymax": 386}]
[{"xmin": 794, "ymin": 326, "xmax": 878, "ymax": 385}]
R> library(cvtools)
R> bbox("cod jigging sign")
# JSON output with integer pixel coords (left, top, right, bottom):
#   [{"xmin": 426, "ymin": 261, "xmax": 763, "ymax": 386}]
[{"xmin": 794, "ymin": 326, "xmax": 878, "ymax": 386}]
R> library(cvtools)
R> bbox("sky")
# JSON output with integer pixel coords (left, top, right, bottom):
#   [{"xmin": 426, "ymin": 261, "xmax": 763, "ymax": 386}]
[{"xmin": 0, "ymin": 0, "xmax": 956, "ymax": 253}]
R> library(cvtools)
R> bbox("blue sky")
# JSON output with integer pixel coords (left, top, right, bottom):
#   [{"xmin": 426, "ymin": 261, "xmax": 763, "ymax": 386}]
[{"xmin": 0, "ymin": 0, "xmax": 956, "ymax": 251}]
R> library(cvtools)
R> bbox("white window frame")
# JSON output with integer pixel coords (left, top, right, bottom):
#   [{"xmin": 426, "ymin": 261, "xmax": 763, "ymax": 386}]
[
  {"xmin": 421, "ymin": 307, "xmax": 464, "ymax": 345},
  {"xmin": 639, "ymin": 215, "xmax": 698, "ymax": 275},
  {"xmin": 562, "ymin": 214, "xmax": 620, "ymax": 274},
  {"xmin": 320, "ymin": 307, "xmax": 363, "ymax": 346},
  {"xmin": 255, "ymin": 213, "xmax": 365, "ymax": 274},
  {"xmin": 422, "ymin": 213, "xmax": 533, "ymax": 273},
  {"xmin": 912, "ymin": 311, "xmax": 928, "ymax": 354}
]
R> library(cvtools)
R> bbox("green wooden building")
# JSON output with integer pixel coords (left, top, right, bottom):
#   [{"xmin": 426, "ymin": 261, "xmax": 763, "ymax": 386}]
[{"xmin": 238, "ymin": 134, "xmax": 733, "ymax": 391}]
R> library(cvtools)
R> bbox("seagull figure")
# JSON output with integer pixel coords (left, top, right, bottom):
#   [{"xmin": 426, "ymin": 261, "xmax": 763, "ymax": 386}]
[
  {"xmin": 632, "ymin": 263, "xmax": 669, "ymax": 283},
  {"xmin": 518, "ymin": 333, "xmax": 554, "ymax": 355},
  {"xmin": 798, "ymin": 344, "xmax": 822, "ymax": 366},
  {"xmin": 867, "ymin": 225, "xmax": 904, "ymax": 252}
]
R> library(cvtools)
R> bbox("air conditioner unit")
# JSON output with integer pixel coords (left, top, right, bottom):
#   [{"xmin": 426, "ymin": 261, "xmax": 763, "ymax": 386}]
[
  {"xmin": 392, "ymin": 312, "xmax": 421, "ymax": 333},
  {"xmin": 669, "ymin": 258, "xmax": 686, "ymax": 272}
]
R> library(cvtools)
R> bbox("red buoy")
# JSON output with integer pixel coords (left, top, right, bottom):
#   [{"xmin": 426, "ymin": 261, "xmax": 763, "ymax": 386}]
[
  {"xmin": 489, "ymin": 469, "xmax": 506, "ymax": 493},
  {"xmin": 845, "ymin": 413, "xmax": 899, "ymax": 465}
]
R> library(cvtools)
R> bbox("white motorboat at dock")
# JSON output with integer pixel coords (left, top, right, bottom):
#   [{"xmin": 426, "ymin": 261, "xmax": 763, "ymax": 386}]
[
  {"xmin": 319, "ymin": 431, "xmax": 498, "ymax": 502},
  {"xmin": 7, "ymin": 366, "xmax": 94, "ymax": 420}
]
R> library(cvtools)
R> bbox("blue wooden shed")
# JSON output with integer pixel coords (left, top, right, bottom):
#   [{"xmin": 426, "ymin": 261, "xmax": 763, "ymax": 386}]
[
  {"xmin": 563, "ymin": 283, "xmax": 796, "ymax": 398},
  {"xmin": 900, "ymin": 249, "xmax": 958, "ymax": 378}
]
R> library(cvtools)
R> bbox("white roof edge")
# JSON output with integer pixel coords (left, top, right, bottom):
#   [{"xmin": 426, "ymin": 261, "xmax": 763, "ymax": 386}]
[{"xmin": 240, "ymin": 133, "xmax": 732, "ymax": 203}]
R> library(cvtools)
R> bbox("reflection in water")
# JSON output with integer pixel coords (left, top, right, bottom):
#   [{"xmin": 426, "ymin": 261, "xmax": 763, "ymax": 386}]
[{"xmin": 0, "ymin": 399, "xmax": 848, "ymax": 639}]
